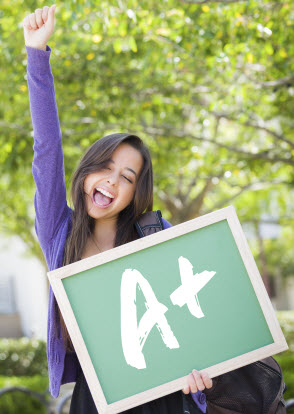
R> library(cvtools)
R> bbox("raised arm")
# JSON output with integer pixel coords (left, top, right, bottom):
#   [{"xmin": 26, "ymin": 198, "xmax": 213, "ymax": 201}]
[{"xmin": 23, "ymin": 5, "xmax": 69, "ymax": 252}]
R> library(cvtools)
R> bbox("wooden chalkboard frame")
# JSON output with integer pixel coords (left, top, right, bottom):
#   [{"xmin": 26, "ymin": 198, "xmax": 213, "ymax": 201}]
[{"xmin": 47, "ymin": 206, "xmax": 288, "ymax": 414}]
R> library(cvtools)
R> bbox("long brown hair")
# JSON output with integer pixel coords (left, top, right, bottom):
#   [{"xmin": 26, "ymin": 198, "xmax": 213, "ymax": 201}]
[{"xmin": 59, "ymin": 133, "xmax": 153, "ymax": 350}]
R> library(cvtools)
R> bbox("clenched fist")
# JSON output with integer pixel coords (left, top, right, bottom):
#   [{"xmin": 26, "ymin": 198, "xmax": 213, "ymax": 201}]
[{"xmin": 23, "ymin": 4, "xmax": 57, "ymax": 51}]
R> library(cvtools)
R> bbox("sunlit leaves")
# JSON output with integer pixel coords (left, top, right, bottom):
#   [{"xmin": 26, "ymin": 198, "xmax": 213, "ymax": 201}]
[{"xmin": 0, "ymin": 0, "xmax": 293, "ymax": 274}]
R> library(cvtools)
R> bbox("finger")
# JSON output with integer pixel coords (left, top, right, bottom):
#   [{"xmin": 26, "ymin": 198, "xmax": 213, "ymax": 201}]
[
  {"xmin": 192, "ymin": 369, "xmax": 205, "ymax": 391},
  {"xmin": 42, "ymin": 6, "xmax": 49, "ymax": 23},
  {"xmin": 47, "ymin": 4, "xmax": 57, "ymax": 26},
  {"xmin": 35, "ymin": 8, "xmax": 44, "ymax": 28},
  {"xmin": 201, "ymin": 371, "xmax": 213, "ymax": 389},
  {"xmin": 188, "ymin": 372, "xmax": 198, "ymax": 393},
  {"xmin": 23, "ymin": 16, "xmax": 32, "ymax": 30},
  {"xmin": 182, "ymin": 384, "xmax": 190, "ymax": 395},
  {"xmin": 29, "ymin": 13, "xmax": 38, "ymax": 30}
]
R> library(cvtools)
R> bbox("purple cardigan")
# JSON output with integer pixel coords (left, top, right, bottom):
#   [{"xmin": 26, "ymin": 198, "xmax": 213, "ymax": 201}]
[{"xmin": 26, "ymin": 44, "xmax": 206, "ymax": 413}]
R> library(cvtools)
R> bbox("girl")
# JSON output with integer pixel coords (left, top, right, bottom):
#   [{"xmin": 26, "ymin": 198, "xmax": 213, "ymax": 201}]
[{"xmin": 23, "ymin": 4, "xmax": 213, "ymax": 414}]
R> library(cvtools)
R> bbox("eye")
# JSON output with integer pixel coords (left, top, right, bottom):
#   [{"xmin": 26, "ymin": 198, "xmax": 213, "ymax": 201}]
[{"xmin": 122, "ymin": 175, "xmax": 133, "ymax": 183}]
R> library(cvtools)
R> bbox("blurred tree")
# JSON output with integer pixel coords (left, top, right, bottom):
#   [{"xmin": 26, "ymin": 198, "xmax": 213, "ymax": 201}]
[{"xmin": 0, "ymin": 0, "xmax": 293, "ymax": 287}]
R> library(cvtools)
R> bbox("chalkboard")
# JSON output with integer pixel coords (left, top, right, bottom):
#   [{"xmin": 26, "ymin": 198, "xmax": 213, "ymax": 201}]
[{"xmin": 48, "ymin": 206, "xmax": 287, "ymax": 414}]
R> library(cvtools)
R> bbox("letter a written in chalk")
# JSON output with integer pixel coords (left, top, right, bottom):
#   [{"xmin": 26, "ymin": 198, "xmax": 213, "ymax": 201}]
[{"xmin": 121, "ymin": 269, "xmax": 179, "ymax": 370}]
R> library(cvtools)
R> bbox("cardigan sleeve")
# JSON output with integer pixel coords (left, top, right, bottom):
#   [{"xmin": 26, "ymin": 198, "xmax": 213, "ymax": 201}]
[
  {"xmin": 162, "ymin": 217, "xmax": 172, "ymax": 229},
  {"xmin": 26, "ymin": 45, "xmax": 68, "ymax": 253}
]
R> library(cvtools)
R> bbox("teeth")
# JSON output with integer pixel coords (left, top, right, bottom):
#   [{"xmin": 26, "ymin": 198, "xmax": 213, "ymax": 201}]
[{"xmin": 95, "ymin": 188, "xmax": 114, "ymax": 198}]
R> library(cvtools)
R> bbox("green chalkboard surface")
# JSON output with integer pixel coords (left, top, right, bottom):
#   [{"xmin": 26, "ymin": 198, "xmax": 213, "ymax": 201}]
[
  {"xmin": 63, "ymin": 220, "xmax": 270, "ymax": 402},
  {"xmin": 48, "ymin": 206, "xmax": 287, "ymax": 413}
]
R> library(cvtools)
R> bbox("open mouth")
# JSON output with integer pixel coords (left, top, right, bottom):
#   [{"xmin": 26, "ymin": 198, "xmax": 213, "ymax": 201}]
[{"xmin": 92, "ymin": 188, "xmax": 115, "ymax": 208}]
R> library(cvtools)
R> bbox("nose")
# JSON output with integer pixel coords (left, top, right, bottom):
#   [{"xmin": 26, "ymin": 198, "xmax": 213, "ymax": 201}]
[{"xmin": 106, "ymin": 170, "xmax": 119, "ymax": 186}]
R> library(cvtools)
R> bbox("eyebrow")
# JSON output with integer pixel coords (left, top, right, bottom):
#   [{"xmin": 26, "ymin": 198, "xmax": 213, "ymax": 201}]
[{"xmin": 108, "ymin": 159, "xmax": 137, "ymax": 176}]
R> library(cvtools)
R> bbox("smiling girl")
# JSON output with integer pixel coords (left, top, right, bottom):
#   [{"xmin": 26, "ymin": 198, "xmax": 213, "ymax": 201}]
[{"xmin": 23, "ymin": 4, "xmax": 213, "ymax": 414}]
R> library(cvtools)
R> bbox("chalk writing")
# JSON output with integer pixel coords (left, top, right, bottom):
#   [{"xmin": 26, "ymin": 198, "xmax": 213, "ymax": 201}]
[
  {"xmin": 120, "ymin": 257, "xmax": 216, "ymax": 369},
  {"xmin": 121, "ymin": 268, "xmax": 179, "ymax": 369}
]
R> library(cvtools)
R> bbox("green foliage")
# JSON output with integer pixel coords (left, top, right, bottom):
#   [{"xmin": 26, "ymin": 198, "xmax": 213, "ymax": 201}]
[
  {"xmin": 0, "ymin": 338, "xmax": 47, "ymax": 377},
  {"xmin": 264, "ymin": 235, "xmax": 294, "ymax": 280},
  {"xmin": 0, "ymin": 375, "xmax": 49, "ymax": 414},
  {"xmin": 277, "ymin": 311, "xmax": 294, "ymax": 351},
  {"xmin": 276, "ymin": 352, "xmax": 294, "ymax": 402},
  {"xmin": 276, "ymin": 312, "xmax": 294, "ymax": 400},
  {"xmin": 0, "ymin": 0, "xmax": 293, "ymax": 279}
]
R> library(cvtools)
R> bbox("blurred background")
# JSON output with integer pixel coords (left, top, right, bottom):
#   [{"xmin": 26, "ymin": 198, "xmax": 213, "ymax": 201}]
[{"xmin": 0, "ymin": 0, "xmax": 293, "ymax": 412}]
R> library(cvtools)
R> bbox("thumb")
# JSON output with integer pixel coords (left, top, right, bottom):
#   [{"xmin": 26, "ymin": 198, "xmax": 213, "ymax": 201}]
[{"xmin": 47, "ymin": 4, "xmax": 56, "ymax": 27}]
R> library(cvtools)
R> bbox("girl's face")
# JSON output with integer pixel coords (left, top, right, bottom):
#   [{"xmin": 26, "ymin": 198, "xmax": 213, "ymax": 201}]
[{"xmin": 84, "ymin": 143, "xmax": 144, "ymax": 222}]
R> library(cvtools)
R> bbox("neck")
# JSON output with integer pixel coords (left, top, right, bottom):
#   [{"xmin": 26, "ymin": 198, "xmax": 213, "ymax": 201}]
[{"xmin": 92, "ymin": 217, "xmax": 117, "ymax": 249}]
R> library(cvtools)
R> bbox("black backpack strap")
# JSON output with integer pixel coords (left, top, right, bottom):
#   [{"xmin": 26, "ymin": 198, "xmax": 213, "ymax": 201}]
[{"xmin": 135, "ymin": 210, "xmax": 164, "ymax": 238}]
